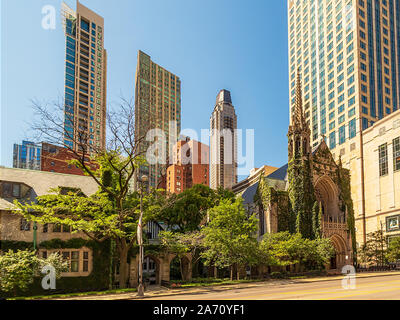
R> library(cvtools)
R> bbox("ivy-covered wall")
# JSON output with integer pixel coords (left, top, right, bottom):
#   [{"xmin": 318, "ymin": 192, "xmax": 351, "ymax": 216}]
[
  {"xmin": 0, "ymin": 238, "xmax": 113, "ymax": 297},
  {"xmin": 335, "ymin": 163, "xmax": 357, "ymax": 260}
]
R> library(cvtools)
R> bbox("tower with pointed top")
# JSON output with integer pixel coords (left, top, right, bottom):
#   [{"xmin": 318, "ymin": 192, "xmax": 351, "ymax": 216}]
[
  {"xmin": 287, "ymin": 72, "xmax": 317, "ymax": 239},
  {"xmin": 210, "ymin": 89, "xmax": 238, "ymax": 190},
  {"xmin": 288, "ymin": 71, "xmax": 311, "ymax": 162}
]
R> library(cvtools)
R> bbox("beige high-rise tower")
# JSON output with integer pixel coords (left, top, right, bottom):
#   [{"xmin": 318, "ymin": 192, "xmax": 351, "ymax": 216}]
[
  {"xmin": 210, "ymin": 90, "xmax": 238, "ymax": 190},
  {"xmin": 62, "ymin": 1, "xmax": 107, "ymax": 152},
  {"xmin": 134, "ymin": 51, "xmax": 181, "ymax": 189},
  {"xmin": 288, "ymin": 0, "xmax": 400, "ymax": 244}
]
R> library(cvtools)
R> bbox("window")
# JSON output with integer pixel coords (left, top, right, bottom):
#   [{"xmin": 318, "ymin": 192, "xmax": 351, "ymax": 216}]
[
  {"xmin": 20, "ymin": 218, "xmax": 31, "ymax": 231},
  {"xmin": 53, "ymin": 223, "xmax": 62, "ymax": 233},
  {"xmin": 339, "ymin": 125, "xmax": 346, "ymax": 145},
  {"xmin": 379, "ymin": 143, "xmax": 388, "ymax": 177},
  {"xmin": 1, "ymin": 182, "xmax": 22, "ymax": 198},
  {"xmin": 83, "ymin": 251, "xmax": 89, "ymax": 272},
  {"xmin": 349, "ymin": 119, "xmax": 356, "ymax": 139},
  {"xmin": 329, "ymin": 131, "xmax": 336, "ymax": 149},
  {"xmin": 386, "ymin": 215, "xmax": 400, "ymax": 232},
  {"xmin": 393, "ymin": 137, "xmax": 400, "ymax": 171}
]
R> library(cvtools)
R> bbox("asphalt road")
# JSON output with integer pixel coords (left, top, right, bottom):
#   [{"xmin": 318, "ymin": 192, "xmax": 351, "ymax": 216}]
[{"xmin": 142, "ymin": 274, "xmax": 400, "ymax": 300}]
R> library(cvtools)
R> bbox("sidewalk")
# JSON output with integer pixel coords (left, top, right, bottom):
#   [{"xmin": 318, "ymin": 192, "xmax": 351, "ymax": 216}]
[{"xmin": 54, "ymin": 271, "xmax": 400, "ymax": 300}]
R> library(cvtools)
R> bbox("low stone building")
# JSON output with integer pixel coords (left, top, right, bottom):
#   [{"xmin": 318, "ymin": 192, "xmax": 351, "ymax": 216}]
[{"xmin": 0, "ymin": 167, "xmax": 191, "ymax": 295}]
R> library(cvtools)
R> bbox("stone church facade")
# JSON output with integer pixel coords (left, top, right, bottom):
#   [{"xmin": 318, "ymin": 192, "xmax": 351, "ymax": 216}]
[{"xmin": 240, "ymin": 73, "xmax": 356, "ymax": 271}]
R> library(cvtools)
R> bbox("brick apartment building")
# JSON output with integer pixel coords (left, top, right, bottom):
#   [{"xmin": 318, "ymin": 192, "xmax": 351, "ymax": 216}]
[{"xmin": 166, "ymin": 137, "xmax": 209, "ymax": 194}]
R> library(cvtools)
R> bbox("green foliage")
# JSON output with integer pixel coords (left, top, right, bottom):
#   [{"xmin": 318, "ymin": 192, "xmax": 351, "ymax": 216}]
[
  {"xmin": 259, "ymin": 232, "xmax": 334, "ymax": 270},
  {"xmin": 359, "ymin": 231, "xmax": 388, "ymax": 266},
  {"xmin": 255, "ymin": 177, "xmax": 295, "ymax": 233},
  {"xmin": 0, "ymin": 240, "xmax": 33, "ymax": 252},
  {"xmin": 386, "ymin": 237, "xmax": 400, "ymax": 263},
  {"xmin": 335, "ymin": 162, "xmax": 357, "ymax": 260},
  {"xmin": 287, "ymin": 158, "xmax": 316, "ymax": 239},
  {"xmin": 312, "ymin": 202, "xmax": 322, "ymax": 239},
  {"xmin": 0, "ymin": 250, "xmax": 68, "ymax": 295},
  {"xmin": 157, "ymin": 185, "xmax": 227, "ymax": 232},
  {"xmin": 0, "ymin": 250, "xmax": 40, "ymax": 294},
  {"xmin": 201, "ymin": 198, "xmax": 259, "ymax": 271}
]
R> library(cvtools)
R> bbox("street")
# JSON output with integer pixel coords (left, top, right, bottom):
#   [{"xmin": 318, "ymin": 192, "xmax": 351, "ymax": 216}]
[{"xmin": 140, "ymin": 274, "xmax": 400, "ymax": 300}]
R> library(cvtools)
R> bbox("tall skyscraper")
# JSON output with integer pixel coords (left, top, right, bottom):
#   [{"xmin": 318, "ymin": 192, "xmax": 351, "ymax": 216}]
[
  {"xmin": 210, "ymin": 90, "xmax": 238, "ymax": 190},
  {"xmin": 287, "ymin": 0, "xmax": 400, "ymax": 163},
  {"xmin": 61, "ymin": 1, "xmax": 107, "ymax": 152},
  {"xmin": 13, "ymin": 141, "xmax": 41, "ymax": 170},
  {"xmin": 287, "ymin": 0, "xmax": 400, "ymax": 244},
  {"xmin": 134, "ymin": 51, "xmax": 181, "ymax": 189}
]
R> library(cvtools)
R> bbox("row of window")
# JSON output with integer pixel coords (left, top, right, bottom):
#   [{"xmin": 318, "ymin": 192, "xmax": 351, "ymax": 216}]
[{"xmin": 379, "ymin": 137, "xmax": 400, "ymax": 177}]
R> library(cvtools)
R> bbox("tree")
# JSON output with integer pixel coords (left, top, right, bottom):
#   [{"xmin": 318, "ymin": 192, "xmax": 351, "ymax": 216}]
[
  {"xmin": 159, "ymin": 230, "xmax": 204, "ymax": 281},
  {"xmin": 386, "ymin": 237, "xmax": 400, "ymax": 263},
  {"xmin": 359, "ymin": 230, "xmax": 387, "ymax": 267},
  {"xmin": 156, "ymin": 185, "xmax": 234, "ymax": 233},
  {"xmin": 0, "ymin": 250, "xmax": 67, "ymax": 296},
  {"xmin": 14, "ymin": 98, "xmax": 172, "ymax": 288},
  {"xmin": 201, "ymin": 198, "xmax": 258, "ymax": 280},
  {"xmin": 258, "ymin": 232, "xmax": 334, "ymax": 272}
]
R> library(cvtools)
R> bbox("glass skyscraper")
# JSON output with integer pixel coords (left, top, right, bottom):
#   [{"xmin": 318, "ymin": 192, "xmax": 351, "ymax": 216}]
[
  {"xmin": 288, "ymin": 0, "xmax": 400, "ymax": 160},
  {"xmin": 61, "ymin": 1, "xmax": 107, "ymax": 152},
  {"xmin": 13, "ymin": 141, "xmax": 41, "ymax": 170},
  {"xmin": 134, "ymin": 51, "xmax": 182, "ymax": 189}
]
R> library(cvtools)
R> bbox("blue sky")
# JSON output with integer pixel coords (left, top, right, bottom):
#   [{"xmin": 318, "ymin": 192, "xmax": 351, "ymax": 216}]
[{"xmin": 1, "ymin": 0, "xmax": 289, "ymax": 177}]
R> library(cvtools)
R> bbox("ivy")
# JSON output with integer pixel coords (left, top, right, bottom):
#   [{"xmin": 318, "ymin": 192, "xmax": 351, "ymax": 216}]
[
  {"xmin": 335, "ymin": 161, "xmax": 357, "ymax": 260},
  {"xmin": 0, "ymin": 238, "xmax": 112, "ymax": 297},
  {"xmin": 287, "ymin": 158, "xmax": 316, "ymax": 239},
  {"xmin": 0, "ymin": 240, "xmax": 34, "ymax": 252}
]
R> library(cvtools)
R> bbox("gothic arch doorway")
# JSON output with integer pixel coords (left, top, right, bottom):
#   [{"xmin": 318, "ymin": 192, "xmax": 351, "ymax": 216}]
[
  {"xmin": 330, "ymin": 234, "xmax": 348, "ymax": 270},
  {"xmin": 314, "ymin": 175, "xmax": 341, "ymax": 221},
  {"xmin": 143, "ymin": 255, "xmax": 160, "ymax": 285}
]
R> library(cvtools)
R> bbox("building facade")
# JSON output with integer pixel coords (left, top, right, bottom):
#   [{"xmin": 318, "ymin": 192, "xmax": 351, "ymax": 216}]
[
  {"xmin": 288, "ymin": 0, "xmax": 400, "ymax": 154},
  {"xmin": 238, "ymin": 76, "xmax": 355, "ymax": 271},
  {"xmin": 210, "ymin": 89, "xmax": 238, "ymax": 190},
  {"xmin": 166, "ymin": 137, "xmax": 209, "ymax": 194},
  {"xmin": 41, "ymin": 142, "xmax": 98, "ymax": 176},
  {"xmin": 354, "ymin": 109, "xmax": 400, "ymax": 245},
  {"xmin": 134, "ymin": 50, "xmax": 181, "ymax": 190},
  {"xmin": 287, "ymin": 0, "xmax": 400, "ymax": 246},
  {"xmin": 0, "ymin": 168, "xmax": 102, "ymax": 292},
  {"xmin": 13, "ymin": 141, "xmax": 41, "ymax": 171},
  {"xmin": 62, "ymin": 1, "xmax": 107, "ymax": 152}
]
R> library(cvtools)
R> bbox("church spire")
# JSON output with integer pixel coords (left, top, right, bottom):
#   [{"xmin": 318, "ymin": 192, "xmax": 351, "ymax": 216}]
[
  {"xmin": 293, "ymin": 69, "xmax": 306, "ymax": 129},
  {"xmin": 288, "ymin": 68, "xmax": 311, "ymax": 161}
]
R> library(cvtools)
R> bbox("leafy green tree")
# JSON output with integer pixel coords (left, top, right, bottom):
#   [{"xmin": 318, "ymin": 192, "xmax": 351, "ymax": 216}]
[
  {"xmin": 15, "ymin": 160, "xmax": 166, "ymax": 289},
  {"xmin": 160, "ymin": 230, "xmax": 205, "ymax": 281},
  {"xmin": 201, "ymin": 198, "xmax": 258, "ymax": 280},
  {"xmin": 157, "ymin": 185, "xmax": 234, "ymax": 233},
  {"xmin": 386, "ymin": 237, "xmax": 400, "ymax": 263},
  {"xmin": 259, "ymin": 232, "xmax": 334, "ymax": 272},
  {"xmin": 359, "ymin": 230, "xmax": 387, "ymax": 267},
  {"xmin": 0, "ymin": 250, "xmax": 68, "ymax": 296}
]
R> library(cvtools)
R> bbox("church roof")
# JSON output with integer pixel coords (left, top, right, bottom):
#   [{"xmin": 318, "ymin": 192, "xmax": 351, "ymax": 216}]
[
  {"xmin": 266, "ymin": 163, "xmax": 288, "ymax": 181},
  {"xmin": 241, "ymin": 181, "xmax": 259, "ymax": 205}
]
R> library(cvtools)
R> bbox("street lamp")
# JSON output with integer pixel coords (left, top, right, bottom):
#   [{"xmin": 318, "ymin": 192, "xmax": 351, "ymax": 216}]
[{"xmin": 137, "ymin": 174, "xmax": 148, "ymax": 297}]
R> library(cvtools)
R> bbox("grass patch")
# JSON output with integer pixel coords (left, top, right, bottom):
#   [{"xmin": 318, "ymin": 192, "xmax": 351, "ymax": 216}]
[{"xmin": 9, "ymin": 288, "xmax": 137, "ymax": 300}]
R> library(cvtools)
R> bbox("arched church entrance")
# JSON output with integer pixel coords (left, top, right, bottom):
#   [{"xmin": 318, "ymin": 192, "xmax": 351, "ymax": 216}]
[
  {"xmin": 329, "ymin": 234, "xmax": 348, "ymax": 271},
  {"xmin": 143, "ymin": 255, "xmax": 160, "ymax": 285},
  {"xmin": 314, "ymin": 175, "xmax": 342, "ymax": 222}
]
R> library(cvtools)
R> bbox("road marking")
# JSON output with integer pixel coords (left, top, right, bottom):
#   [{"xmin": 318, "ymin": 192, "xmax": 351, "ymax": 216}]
[{"xmin": 225, "ymin": 279, "xmax": 400, "ymax": 300}]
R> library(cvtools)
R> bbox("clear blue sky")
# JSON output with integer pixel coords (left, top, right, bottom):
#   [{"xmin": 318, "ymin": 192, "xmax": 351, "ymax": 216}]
[{"xmin": 1, "ymin": 0, "xmax": 289, "ymax": 177}]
